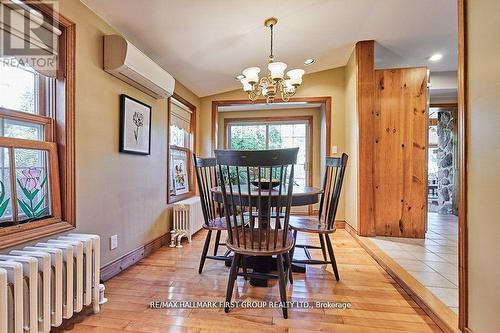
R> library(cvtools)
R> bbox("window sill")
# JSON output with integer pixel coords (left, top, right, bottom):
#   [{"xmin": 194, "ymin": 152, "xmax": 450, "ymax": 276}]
[
  {"xmin": 167, "ymin": 192, "xmax": 195, "ymax": 205},
  {"xmin": 0, "ymin": 219, "xmax": 74, "ymax": 249}
]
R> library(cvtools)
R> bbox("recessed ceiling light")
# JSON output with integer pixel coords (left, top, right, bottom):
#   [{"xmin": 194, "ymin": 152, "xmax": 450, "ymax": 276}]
[
  {"xmin": 429, "ymin": 54, "xmax": 443, "ymax": 62},
  {"xmin": 235, "ymin": 74, "xmax": 245, "ymax": 80},
  {"xmin": 304, "ymin": 58, "xmax": 315, "ymax": 65}
]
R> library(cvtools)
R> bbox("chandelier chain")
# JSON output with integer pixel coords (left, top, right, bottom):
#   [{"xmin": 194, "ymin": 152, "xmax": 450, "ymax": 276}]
[{"xmin": 270, "ymin": 24, "xmax": 274, "ymax": 60}]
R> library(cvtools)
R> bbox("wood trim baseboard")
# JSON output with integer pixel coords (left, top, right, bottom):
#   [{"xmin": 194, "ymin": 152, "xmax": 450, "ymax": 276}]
[
  {"xmin": 343, "ymin": 220, "xmax": 357, "ymax": 236},
  {"xmin": 333, "ymin": 220, "xmax": 345, "ymax": 229},
  {"xmin": 351, "ymin": 234, "xmax": 460, "ymax": 333},
  {"xmin": 100, "ymin": 232, "xmax": 170, "ymax": 281}
]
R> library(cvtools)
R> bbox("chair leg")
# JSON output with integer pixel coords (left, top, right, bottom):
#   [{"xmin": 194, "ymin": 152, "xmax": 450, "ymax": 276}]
[
  {"xmin": 276, "ymin": 254, "xmax": 288, "ymax": 319},
  {"xmin": 214, "ymin": 230, "xmax": 221, "ymax": 256},
  {"xmin": 289, "ymin": 229, "xmax": 298, "ymax": 262},
  {"xmin": 284, "ymin": 252, "xmax": 293, "ymax": 284},
  {"xmin": 325, "ymin": 234, "xmax": 340, "ymax": 281},
  {"xmin": 198, "ymin": 230, "xmax": 212, "ymax": 274},
  {"xmin": 318, "ymin": 234, "xmax": 328, "ymax": 262},
  {"xmin": 225, "ymin": 253, "xmax": 240, "ymax": 313},
  {"xmin": 240, "ymin": 255, "xmax": 248, "ymax": 280}
]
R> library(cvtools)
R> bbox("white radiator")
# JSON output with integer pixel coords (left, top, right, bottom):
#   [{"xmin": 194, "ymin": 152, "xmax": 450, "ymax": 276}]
[
  {"xmin": 10, "ymin": 250, "xmax": 51, "ymax": 333},
  {"xmin": 0, "ymin": 268, "xmax": 7, "ymax": 333},
  {"xmin": 0, "ymin": 234, "xmax": 100, "ymax": 333},
  {"xmin": 0, "ymin": 261, "xmax": 23, "ymax": 333},
  {"xmin": 172, "ymin": 196, "xmax": 204, "ymax": 243},
  {"xmin": 0, "ymin": 255, "xmax": 38, "ymax": 333}
]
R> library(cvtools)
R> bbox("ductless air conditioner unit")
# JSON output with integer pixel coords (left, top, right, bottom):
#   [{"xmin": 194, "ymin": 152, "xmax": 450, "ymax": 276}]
[{"xmin": 104, "ymin": 34, "xmax": 175, "ymax": 99}]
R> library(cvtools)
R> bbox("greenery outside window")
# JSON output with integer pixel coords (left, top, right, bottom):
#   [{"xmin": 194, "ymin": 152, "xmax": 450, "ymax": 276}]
[{"xmin": 226, "ymin": 119, "xmax": 310, "ymax": 188}]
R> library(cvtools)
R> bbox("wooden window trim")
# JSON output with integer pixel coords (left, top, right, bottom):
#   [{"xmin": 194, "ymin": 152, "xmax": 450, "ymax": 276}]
[
  {"xmin": 167, "ymin": 93, "xmax": 196, "ymax": 204},
  {"xmin": 0, "ymin": 4, "xmax": 76, "ymax": 249},
  {"xmin": 0, "ymin": 106, "xmax": 54, "ymax": 141},
  {"xmin": 211, "ymin": 97, "xmax": 331, "ymax": 156},
  {"xmin": 0, "ymin": 138, "xmax": 62, "ymax": 246}
]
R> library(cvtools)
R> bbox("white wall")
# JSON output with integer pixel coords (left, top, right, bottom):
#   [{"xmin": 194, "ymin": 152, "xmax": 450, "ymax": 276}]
[
  {"xmin": 467, "ymin": 0, "xmax": 500, "ymax": 331},
  {"xmin": 344, "ymin": 48, "xmax": 359, "ymax": 230}
]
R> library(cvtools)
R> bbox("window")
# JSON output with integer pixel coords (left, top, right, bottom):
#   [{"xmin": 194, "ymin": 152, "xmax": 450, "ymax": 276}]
[
  {"xmin": 0, "ymin": 2, "xmax": 75, "ymax": 248},
  {"xmin": 227, "ymin": 118, "xmax": 310, "ymax": 188},
  {"xmin": 0, "ymin": 63, "xmax": 60, "ymax": 225},
  {"xmin": 167, "ymin": 96, "xmax": 196, "ymax": 203}
]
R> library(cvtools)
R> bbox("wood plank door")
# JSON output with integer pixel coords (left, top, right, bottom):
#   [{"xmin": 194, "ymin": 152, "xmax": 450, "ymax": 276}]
[{"xmin": 374, "ymin": 68, "xmax": 428, "ymax": 238}]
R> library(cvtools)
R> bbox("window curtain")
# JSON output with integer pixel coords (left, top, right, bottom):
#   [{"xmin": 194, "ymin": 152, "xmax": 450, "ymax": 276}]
[
  {"xmin": 170, "ymin": 99, "xmax": 191, "ymax": 133},
  {"xmin": 0, "ymin": 0, "xmax": 61, "ymax": 77}
]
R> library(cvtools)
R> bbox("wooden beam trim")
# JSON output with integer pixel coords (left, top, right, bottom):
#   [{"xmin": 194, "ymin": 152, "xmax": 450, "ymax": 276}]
[
  {"xmin": 211, "ymin": 96, "xmax": 332, "ymax": 156},
  {"xmin": 355, "ymin": 40, "xmax": 376, "ymax": 237},
  {"xmin": 457, "ymin": 0, "xmax": 468, "ymax": 330}
]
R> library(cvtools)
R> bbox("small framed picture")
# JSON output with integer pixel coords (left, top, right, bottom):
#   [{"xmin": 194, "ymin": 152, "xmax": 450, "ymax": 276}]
[
  {"xmin": 170, "ymin": 147, "xmax": 189, "ymax": 195},
  {"xmin": 119, "ymin": 94, "xmax": 152, "ymax": 155}
]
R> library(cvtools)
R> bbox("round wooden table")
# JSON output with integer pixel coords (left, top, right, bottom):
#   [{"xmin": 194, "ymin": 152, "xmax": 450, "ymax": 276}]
[
  {"xmin": 211, "ymin": 185, "xmax": 322, "ymax": 287},
  {"xmin": 211, "ymin": 185, "xmax": 321, "ymax": 206}
]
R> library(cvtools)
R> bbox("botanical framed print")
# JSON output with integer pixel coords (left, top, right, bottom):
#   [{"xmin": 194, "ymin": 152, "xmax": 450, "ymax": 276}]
[
  {"xmin": 119, "ymin": 94, "xmax": 152, "ymax": 155},
  {"xmin": 170, "ymin": 147, "xmax": 189, "ymax": 195}
]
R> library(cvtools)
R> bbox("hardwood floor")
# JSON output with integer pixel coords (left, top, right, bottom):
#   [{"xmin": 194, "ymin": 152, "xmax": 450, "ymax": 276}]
[{"xmin": 53, "ymin": 230, "xmax": 442, "ymax": 333}]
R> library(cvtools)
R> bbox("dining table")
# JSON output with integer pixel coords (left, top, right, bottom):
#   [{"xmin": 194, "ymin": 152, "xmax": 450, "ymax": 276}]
[{"xmin": 211, "ymin": 185, "xmax": 322, "ymax": 287}]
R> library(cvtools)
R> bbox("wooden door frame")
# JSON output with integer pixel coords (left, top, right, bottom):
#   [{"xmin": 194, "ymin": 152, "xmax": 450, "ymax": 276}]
[
  {"xmin": 457, "ymin": 0, "xmax": 468, "ymax": 331},
  {"xmin": 211, "ymin": 97, "xmax": 331, "ymax": 156}
]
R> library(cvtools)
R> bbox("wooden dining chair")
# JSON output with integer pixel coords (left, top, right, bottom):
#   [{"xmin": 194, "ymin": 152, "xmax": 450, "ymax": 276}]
[
  {"xmin": 215, "ymin": 148, "xmax": 298, "ymax": 319},
  {"xmin": 289, "ymin": 153, "xmax": 348, "ymax": 282},
  {"xmin": 193, "ymin": 154, "xmax": 234, "ymax": 274}
]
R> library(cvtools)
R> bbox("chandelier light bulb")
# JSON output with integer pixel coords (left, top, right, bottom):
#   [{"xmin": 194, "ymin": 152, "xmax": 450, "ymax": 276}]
[
  {"xmin": 284, "ymin": 79, "xmax": 295, "ymax": 93},
  {"xmin": 287, "ymin": 69, "xmax": 305, "ymax": 86},
  {"xmin": 240, "ymin": 78, "xmax": 253, "ymax": 92},
  {"xmin": 268, "ymin": 62, "xmax": 287, "ymax": 80},
  {"xmin": 242, "ymin": 67, "xmax": 260, "ymax": 84}
]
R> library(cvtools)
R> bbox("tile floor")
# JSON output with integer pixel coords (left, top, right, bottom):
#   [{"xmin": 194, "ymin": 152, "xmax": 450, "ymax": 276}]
[{"xmin": 369, "ymin": 213, "xmax": 459, "ymax": 313}]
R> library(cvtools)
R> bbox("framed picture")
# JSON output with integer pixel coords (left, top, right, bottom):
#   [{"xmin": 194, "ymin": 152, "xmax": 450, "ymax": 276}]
[
  {"xmin": 119, "ymin": 94, "xmax": 152, "ymax": 155},
  {"xmin": 170, "ymin": 147, "xmax": 189, "ymax": 195}
]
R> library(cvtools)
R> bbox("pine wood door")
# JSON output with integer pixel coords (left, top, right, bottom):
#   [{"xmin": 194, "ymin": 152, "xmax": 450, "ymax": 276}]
[{"xmin": 374, "ymin": 67, "xmax": 428, "ymax": 238}]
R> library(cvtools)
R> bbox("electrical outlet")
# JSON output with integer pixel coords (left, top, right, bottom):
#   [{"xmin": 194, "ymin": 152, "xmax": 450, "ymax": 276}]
[
  {"xmin": 110, "ymin": 235, "xmax": 118, "ymax": 250},
  {"xmin": 332, "ymin": 145, "xmax": 338, "ymax": 154}
]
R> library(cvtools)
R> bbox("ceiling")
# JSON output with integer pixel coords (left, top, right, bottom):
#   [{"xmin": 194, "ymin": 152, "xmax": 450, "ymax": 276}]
[{"xmin": 82, "ymin": 0, "xmax": 458, "ymax": 97}]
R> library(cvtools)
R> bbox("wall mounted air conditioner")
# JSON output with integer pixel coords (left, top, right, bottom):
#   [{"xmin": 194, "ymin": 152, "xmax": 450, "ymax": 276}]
[{"xmin": 104, "ymin": 34, "xmax": 175, "ymax": 99}]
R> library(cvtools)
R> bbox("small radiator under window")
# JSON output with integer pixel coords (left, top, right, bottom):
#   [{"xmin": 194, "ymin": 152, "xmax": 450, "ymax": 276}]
[{"xmin": 172, "ymin": 196, "xmax": 204, "ymax": 244}]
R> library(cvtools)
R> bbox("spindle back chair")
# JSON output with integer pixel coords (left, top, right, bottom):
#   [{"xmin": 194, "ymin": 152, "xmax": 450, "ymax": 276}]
[
  {"xmin": 215, "ymin": 148, "xmax": 299, "ymax": 318},
  {"xmin": 193, "ymin": 154, "xmax": 232, "ymax": 274},
  {"xmin": 289, "ymin": 153, "xmax": 348, "ymax": 282}
]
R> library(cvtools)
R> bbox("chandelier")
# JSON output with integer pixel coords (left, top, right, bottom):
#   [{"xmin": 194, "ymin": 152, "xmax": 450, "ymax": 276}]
[{"xmin": 238, "ymin": 17, "xmax": 305, "ymax": 103}]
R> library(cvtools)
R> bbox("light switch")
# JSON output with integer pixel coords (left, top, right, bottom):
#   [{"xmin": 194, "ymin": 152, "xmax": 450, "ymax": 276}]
[
  {"xmin": 110, "ymin": 235, "xmax": 118, "ymax": 250},
  {"xmin": 332, "ymin": 146, "xmax": 338, "ymax": 154}
]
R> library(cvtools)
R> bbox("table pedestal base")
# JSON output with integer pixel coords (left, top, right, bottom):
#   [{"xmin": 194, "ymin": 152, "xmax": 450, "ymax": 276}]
[{"xmin": 224, "ymin": 256, "xmax": 306, "ymax": 287}]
